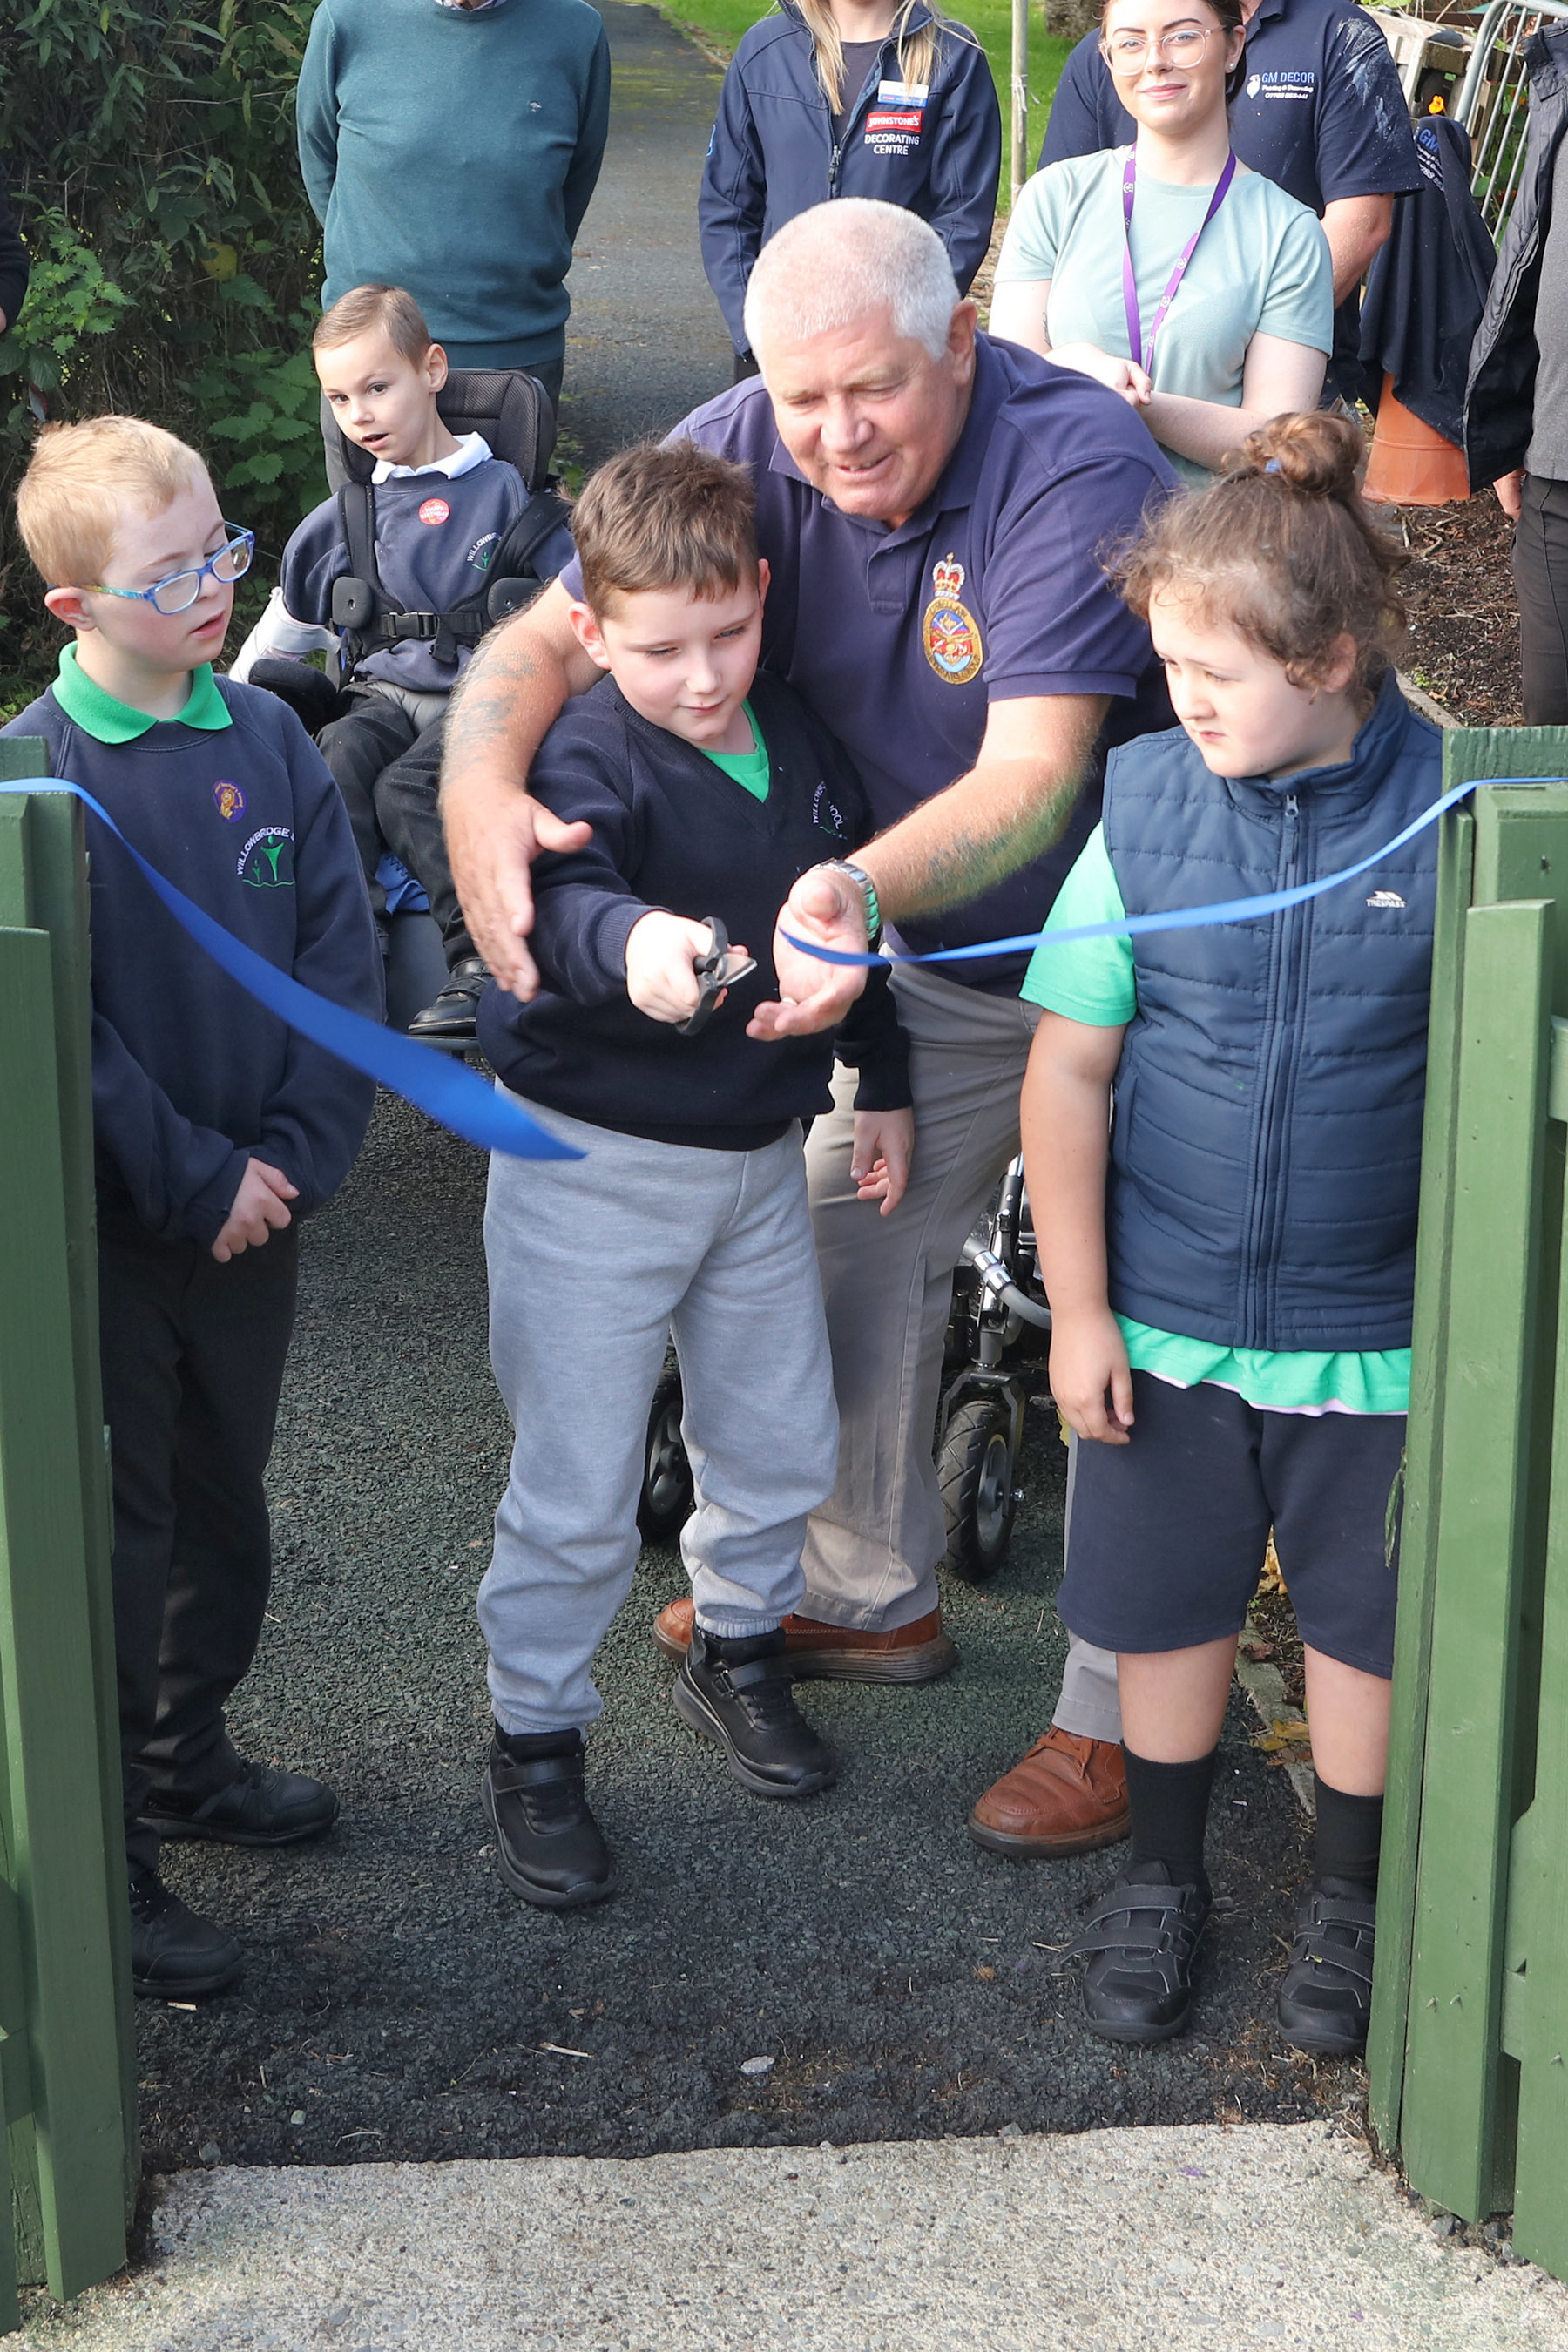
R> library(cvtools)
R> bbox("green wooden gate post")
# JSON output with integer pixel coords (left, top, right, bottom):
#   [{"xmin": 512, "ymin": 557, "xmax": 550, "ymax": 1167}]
[
  {"xmin": 1371, "ymin": 738, "xmax": 1568, "ymax": 2235},
  {"xmin": 0, "ymin": 755, "xmax": 135, "ymax": 2312}
]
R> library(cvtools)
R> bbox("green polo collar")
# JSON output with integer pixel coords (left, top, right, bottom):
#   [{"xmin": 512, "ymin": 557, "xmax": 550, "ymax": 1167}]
[{"xmin": 53, "ymin": 645, "xmax": 231, "ymax": 744}]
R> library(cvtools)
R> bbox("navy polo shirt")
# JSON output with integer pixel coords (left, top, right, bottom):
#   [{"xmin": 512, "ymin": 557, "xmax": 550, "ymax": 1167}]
[
  {"xmin": 560, "ymin": 334, "xmax": 1173, "ymax": 986},
  {"xmin": 1040, "ymin": 0, "xmax": 1419, "ymax": 395}
]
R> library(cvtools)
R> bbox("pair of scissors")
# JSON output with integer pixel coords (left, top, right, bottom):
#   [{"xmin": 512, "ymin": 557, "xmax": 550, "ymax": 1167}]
[{"xmin": 677, "ymin": 916, "xmax": 758, "ymax": 1037}]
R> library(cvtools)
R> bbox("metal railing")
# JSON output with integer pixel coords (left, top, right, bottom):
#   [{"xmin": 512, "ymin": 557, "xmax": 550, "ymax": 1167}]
[{"xmin": 1454, "ymin": 0, "xmax": 1568, "ymax": 239}]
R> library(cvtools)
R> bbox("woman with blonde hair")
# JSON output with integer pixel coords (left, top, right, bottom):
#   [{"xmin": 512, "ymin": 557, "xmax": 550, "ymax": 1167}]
[{"xmin": 700, "ymin": 0, "xmax": 1000, "ymax": 380}]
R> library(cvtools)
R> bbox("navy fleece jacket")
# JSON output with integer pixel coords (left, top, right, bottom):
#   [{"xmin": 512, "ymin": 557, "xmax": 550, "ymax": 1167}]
[
  {"xmin": 297, "ymin": 0, "xmax": 612, "ymax": 372},
  {"xmin": 478, "ymin": 670, "xmax": 911, "ymax": 1147},
  {"xmin": 1, "ymin": 676, "xmax": 382, "ymax": 1246},
  {"xmin": 700, "ymin": 1, "xmax": 1001, "ymax": 356}
]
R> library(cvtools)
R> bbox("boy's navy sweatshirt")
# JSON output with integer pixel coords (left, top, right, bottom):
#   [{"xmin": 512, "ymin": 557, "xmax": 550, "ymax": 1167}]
[
  {"xmin": 1, "ymin": 666, "xmax": 382, "ymax": 1247},
  {"xmin": 699, "ymin": 1, "xmax": 1001, "ymax": 356},
  {"xmin": 478, "ymin": 670, "xmax": 911, "ymax": 1147}
]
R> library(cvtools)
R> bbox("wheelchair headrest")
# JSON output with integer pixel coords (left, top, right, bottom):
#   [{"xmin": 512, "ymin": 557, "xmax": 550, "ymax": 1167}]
[{"xmin": 321, "ymin": 367, "xmax": 558, "ymax": 495}]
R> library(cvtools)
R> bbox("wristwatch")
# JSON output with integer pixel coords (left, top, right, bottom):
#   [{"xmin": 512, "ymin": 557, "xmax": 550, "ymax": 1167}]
[{"xmin": 816, "ymin": 859, "xmax": 883, "ymax": 950}]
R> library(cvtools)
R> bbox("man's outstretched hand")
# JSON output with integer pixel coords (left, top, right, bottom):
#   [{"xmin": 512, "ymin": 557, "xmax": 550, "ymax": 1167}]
[
  {"xmin": 443, "ymin": 783, "xmax": 591, "ymax": 1002},
  {"xmin": 747, "ymin": 866, "xmax": 870, "ymax": 1040}
]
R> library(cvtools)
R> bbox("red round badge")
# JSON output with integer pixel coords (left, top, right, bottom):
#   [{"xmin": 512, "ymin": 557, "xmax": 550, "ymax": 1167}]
[{"xmin": 418, "ymin": 497, "xmax": 450, "ymax": 526}]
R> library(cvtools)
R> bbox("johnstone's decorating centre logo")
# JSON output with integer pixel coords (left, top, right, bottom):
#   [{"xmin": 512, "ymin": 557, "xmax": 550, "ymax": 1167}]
[
  {"xmin": 922, "ymin": 553, "xmax": 983, "ymax": 685},
  {"xmin": 237, "ymin": 825, "xmax": 295, "ymax": 889},
  {"xmin": 213, "ymin": 780, "xmax": 246, "ymax": 821}
]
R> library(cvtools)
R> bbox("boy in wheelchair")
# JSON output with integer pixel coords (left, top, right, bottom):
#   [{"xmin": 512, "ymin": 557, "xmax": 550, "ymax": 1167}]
[{"xmin": 230, "ymin": 284, "xmax": 574, "ymax": 1039}]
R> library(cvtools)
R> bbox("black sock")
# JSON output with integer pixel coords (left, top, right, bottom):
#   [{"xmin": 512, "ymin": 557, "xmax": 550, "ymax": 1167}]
[
  {"xmin": 495, "ymin": 1723, "xmax": 583, "ymax": 1763},
  {"xmin": 1313, "ymin": 1774, "xmax": 1383, "ymax": 1896},
  {"xmin": 1122, "ymin": 1743, "xmax": 1218, "ymax": 1896}
]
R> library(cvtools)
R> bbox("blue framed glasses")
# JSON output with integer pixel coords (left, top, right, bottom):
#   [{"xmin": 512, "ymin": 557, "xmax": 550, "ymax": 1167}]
[{"xmin": 84, "ymin": 525, "xmax": 255, "ymax": 618}]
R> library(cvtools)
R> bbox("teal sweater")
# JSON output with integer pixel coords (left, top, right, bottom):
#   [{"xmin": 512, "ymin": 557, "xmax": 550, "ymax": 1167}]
[{"xmin": 297, "ymin": 0, "xmax": 612, "ymax": 369}]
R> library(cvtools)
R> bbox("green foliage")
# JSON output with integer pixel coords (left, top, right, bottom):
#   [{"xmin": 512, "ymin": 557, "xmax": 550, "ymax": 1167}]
[
  {"xmin": 0, "ymin": 211, "xmax": 132, "ymax": 395},
  {"xmin": 0, "ymin": 0, "xmax": 327, "ymax": 696}
]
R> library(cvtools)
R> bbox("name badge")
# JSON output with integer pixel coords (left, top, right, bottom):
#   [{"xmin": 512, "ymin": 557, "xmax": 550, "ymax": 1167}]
[{"xmin": 877, "ymin": 78, "xmax": 928, "ymax": 105}]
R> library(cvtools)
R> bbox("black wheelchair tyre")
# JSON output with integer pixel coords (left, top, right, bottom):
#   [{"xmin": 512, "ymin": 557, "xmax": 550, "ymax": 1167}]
[
  {"xmin": 638, "ymin": 1367, "xmax": 694, "ymax": 1543},
  {"xmin": 938, "ymin": 1395, "xmax": 1018, "ymax": 1583}
]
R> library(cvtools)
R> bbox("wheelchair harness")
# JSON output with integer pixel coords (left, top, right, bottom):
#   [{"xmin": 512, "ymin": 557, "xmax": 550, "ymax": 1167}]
[{"xmin": 328, "ymin": 475, "xmax": 572, "ymax": 673}]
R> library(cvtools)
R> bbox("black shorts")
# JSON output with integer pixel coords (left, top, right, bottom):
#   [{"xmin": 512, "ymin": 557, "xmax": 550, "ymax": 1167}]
[{"xmin": 1058, "ymin": 1371, "xmax": 1405, "ymax": 1678}]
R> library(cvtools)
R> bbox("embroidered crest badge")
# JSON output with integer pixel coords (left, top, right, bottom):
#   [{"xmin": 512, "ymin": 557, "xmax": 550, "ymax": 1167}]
[
  {"xmin": 213, "ymin": 781, "xmax": 246, "ymax": 822},
  {"xmin": 923, "ymin": 554, "xmax": 983, "ymax": 685}
]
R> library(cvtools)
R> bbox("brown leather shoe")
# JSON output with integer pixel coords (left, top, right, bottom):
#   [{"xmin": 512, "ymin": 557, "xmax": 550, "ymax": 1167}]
[
  {"xmin": 652, "ymin": 1595, "xmax": 957, "ymax": 1684},
  {"xmin": 968, "ymin": 1727, "xmax": 1131, "ymax": 1858}
]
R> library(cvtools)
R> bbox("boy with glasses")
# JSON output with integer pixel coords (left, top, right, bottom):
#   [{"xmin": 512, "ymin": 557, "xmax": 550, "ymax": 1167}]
[{"xmin": 2, "ymin": 416, "xmax": 382, "ymax": 1999}]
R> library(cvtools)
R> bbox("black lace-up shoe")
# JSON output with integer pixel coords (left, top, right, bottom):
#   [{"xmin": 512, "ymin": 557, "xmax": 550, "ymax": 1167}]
[
  {"xmin": 128, "ymin": 1865, "xmax": 243, "ymax": 1999},
  {"xmin": 674, "ymin": 1627, "xmax": 837, "ymax": 1800},
  {"xmin": 1060, "ymin": 1860, "xmax": 1211, "ymax": 2044},
  {"xmin": 142, "ymin": 1759, "xmax": 338, "ymax": 1848},
  {"xmin": 1277, "ymin": 1877, "xmax": 1377, "ymax": 2055},
  {"xmin": 484, "ymin": 1728, "xmax": 614, "ymax": 1909},
  {"xmin": 408, "ymin": 956, "xmax": 491, "ymax": 1040}
]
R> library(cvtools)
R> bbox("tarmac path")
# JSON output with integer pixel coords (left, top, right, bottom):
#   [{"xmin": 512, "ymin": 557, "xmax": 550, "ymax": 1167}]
[{"xmin": 138, "ymin": 0, "xmax": 1328, "ymax": 2182}]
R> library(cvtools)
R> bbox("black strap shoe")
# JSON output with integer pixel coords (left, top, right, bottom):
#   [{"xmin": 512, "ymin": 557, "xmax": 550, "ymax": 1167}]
[
  {"xmin": 141, "ymin": 1758, "xmax": 338, "ymax": 1848},
  {"xmin": 408, "ymin": 956, "xmax": 491, "ymax": 1040},
  {"xmin": 1058, "ymin": 1861, "xmax": 1211, "ymax": 2044},
  {"xmin": 674, "ymin": 1628, "xmax": 836, "ymax": 1800},
  {"xmin": 484, "ymin": 1730, "xmax": 614, "ymax": 1909},
  {"xmin": 128, "ymin": 1866, "xmax": 243, "ymax": 1999},
  {"xmin": 1277, "ymin": 1877, "xmax": 1376, "ymax": 2055}
]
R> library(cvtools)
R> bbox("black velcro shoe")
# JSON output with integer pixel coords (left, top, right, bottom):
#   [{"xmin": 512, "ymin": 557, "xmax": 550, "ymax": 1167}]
[
  {"xmin": 142, "ymin": 1758, "xmax": 338, "ymax": 1848},
  {"xmin": 128, "ymin": 1866, "xmax": 243, "ymax": 1999},
  {"xmin": 674, "ymin": 1627, "xmax": 836, "ymax": 1801},
  {"xmin": 1059, "ymin": 1860, "xmax": 1211, "ymax": 2044},
  {"xmin": 1277, "ymin": 1877, "xmax": 1377, "ymax": 2055},
  {"xmin": 484, "ymin": 1729, "xmax": 614, "ymax": 1909},
  {"xmin": 407, "ymin": 956, "xmax": 491, "ymax": 1040}
]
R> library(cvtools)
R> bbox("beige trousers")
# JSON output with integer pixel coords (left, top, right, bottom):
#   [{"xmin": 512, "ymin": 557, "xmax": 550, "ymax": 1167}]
[{"xmin": 801, "ymin": 959, "xmax": 1125, "ymax": 1740}]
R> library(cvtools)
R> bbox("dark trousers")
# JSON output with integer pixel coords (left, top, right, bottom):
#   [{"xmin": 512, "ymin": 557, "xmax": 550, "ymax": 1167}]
[
  {"xmin": 98, "ymin": 1206, "xmax": 299, "ymax": 1871},
  {"xmin": 317, "ymin": 688, "xmax": 475, "ymax": 966},
  {"xmin": 1512, "ymin": 474, "xmax": 1568, "ymax": 724}
]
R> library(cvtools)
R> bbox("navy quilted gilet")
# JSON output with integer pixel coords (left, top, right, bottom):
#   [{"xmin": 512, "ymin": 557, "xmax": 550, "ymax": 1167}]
[{"xmin": 1102, "ymin": 672, "xmax": 1441, "ymax": 1353}]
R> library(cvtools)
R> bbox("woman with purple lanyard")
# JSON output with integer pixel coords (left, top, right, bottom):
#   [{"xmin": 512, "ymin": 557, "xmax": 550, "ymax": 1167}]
[{"xmin": 990, "ymin": 0, "xmax": 1332, "ymax": 485}]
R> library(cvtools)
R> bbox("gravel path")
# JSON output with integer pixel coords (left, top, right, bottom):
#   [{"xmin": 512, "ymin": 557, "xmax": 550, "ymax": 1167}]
[
  {"xmin": 135, "ymin": 1095, "xmax": 1327, "ymax": 2176},
  {"xmin": 562, "ymin": 1, "xmax": 734, "ymax": 467}
]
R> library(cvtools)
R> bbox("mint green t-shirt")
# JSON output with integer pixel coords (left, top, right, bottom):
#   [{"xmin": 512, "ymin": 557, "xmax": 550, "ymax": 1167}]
[
  {"xmin": 994, "ymin": 151, "xmax": 1335, "ymax": 489},
  {"xmin": 697, "ymin": 700, "xmax": 769, "ymax": 801},
  {"xmin": 1020, "ymin": 825, "xmax": 1409, "ymax": 1415}
]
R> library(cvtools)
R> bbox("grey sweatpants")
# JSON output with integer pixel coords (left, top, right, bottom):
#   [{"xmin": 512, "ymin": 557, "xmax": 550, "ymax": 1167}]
[
  {"xmin": 477, "ymin": 1100, "xmax": 840, "ymax": 1736},
  {"xmin": 800, "ymin": 961, "xmax": 1124, "ymax": 1740}
]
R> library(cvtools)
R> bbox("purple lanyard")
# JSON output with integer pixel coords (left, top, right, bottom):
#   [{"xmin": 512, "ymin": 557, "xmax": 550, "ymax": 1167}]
[{"xmin": 1121, "ymin": 148, "xmax": 1238, "ymax": 373}]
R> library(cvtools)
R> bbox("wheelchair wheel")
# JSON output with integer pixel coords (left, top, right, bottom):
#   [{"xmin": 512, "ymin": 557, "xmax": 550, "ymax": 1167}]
[
  {"xmin": 938, "ymin": 1395, "xmax": 1018, "ymax": 1583},
  {"xmin": 638, "ymin": 1366, "xmax": 693, "ymax": 1543}
]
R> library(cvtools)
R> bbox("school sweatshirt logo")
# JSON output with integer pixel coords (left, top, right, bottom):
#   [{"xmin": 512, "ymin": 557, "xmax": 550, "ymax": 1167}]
[
  {"xmin": 213, "ymin": 780, "xmax": 246, "ymax": 822},
  {"xmin": 418, "ymin": 497, "xmax": 451, "ymax": 526},
  {"xmin": 811, "ymin": 781, "xmax": 848, "ymax": 840},
  {"xmin": 238, "ymin": 825, "xmax": 295, "ymax": 889},
  {"xmin": 923, "ymin": 554, "xmax": 983, "ymax": 685},
  {"xmin": 467, "ymin": 531, "xmax": 502, "ymax": 572}
]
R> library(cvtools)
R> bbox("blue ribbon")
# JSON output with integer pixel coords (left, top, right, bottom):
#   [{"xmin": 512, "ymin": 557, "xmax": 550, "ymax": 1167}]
[
  {"xmin": 1, "ymin": 780, "xmax": 581, "ymax": 1162},
  {"xmin": 784, "ymin": 779, "xmax": 1490, "ymax": 967}
]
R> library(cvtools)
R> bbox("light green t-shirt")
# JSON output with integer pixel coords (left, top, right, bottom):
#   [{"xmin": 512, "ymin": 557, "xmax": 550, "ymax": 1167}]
[
  {"xmin": 1020, "ymin": 825, "xmax": 1409, "ymax": 1415},
  {"xmin": 696, "ymin": 700, "xmax": 769, "ymax": 801},
  {"xmin": 994, "ymin": 150, "xmax": 1335, "ymax": 488}
]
